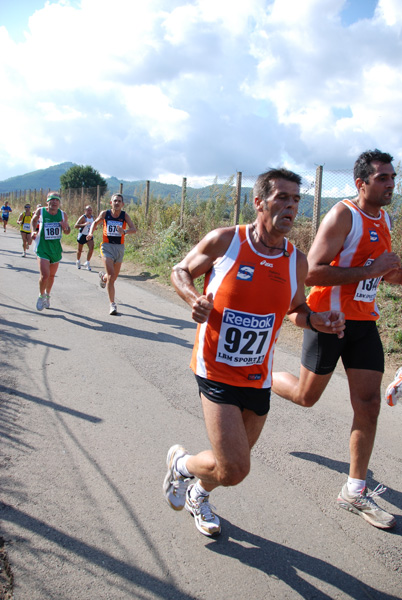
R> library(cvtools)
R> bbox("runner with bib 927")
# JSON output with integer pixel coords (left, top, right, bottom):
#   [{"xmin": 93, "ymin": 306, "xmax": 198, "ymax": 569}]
[{"xmin": 163, "ymin": 168, "xmax": 345, "ymax": 538}]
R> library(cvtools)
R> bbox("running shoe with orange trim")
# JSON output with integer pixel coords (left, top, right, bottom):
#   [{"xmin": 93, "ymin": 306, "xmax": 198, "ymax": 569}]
[{"xmin": 385, "ymin": 367, "xmax": 402, "ymax": 407}]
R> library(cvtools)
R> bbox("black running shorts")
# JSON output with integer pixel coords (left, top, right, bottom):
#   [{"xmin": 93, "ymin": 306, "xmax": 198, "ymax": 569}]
[
  {"xmin": 302, "ymin": 320, "xmax": 384, "ymax": 375},
  {"xmin": 195, "ymin": 374, "xmax": 271, "ymax": 416},
  {"xmin": 77, "ymin": 233, "xmax": 90, "ymax": 246}
]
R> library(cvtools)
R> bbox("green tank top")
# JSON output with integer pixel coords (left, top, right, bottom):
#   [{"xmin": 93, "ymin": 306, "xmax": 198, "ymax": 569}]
[{"xmin": 36, "ymin": 208, "xmax": 64, "ymax": 257}]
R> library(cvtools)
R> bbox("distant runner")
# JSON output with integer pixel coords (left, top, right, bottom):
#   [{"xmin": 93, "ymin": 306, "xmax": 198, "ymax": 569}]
[
  {"xmin": 1, "ymin": 201, "xmax": 12, "ymax": 232},
  {"xmin": 74, "ymin": 205, "xmax": 94, "ymax": 270},
  {"xmin": 87, "ymin": 193, "xmax": 137, "ymax": 315},
  {"xmin": 31, "ymin": 191, "xmax": 71, "ymax": 311},
  {"xmin": 17, "ymin": 203, "xmax": 33, "ymax": 256}
]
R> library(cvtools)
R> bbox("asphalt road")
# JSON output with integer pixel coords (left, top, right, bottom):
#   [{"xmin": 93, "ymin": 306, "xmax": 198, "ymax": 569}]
[{"xmin": 1, "ymin": 228, "xmax": 402, "ymax": 600}]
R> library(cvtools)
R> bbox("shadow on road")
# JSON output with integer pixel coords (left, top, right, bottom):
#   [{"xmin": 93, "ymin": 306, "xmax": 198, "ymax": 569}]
[
  {"xmin": 118, "ymin": 271, "xmax": 160, "ymax": 282},
  {"xmin": 119, "ymin": 303, "xmax": 195, "ymax": 333},
  {"xmin": 0, "ymin": 503, "xmax": 199, "ymax": 600},
  {"xmin": 0, "ymin": 385, "xmax": 102, "ymax": 424},
  {"xmin": 1, "ymin": 262, "xmax": 37, "ymax": 275},
  {"xmin": 46, "ymin": 307, "xmax": 194, "ymax": 349},
  {"xmin": 291, "ymin": 451, "xmax": 402, "ymax": 517},
  {"xmin": 0, "ymin": 302, "xmax": 194, "ymax": 349},
  {"xmin": 206, "ymin": 519, "xmax": 401, "ymax": 599}
]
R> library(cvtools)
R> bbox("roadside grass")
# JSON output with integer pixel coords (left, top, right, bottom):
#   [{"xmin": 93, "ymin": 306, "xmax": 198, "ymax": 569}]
[{"xmin": 377, "ymin": 283, "xmax": 402, "ymax": 356}]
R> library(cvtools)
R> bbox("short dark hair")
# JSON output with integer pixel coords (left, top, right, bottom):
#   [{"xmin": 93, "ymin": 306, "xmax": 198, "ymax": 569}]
[
  {"xmin": 353, "ymin": 149, "xmax": 393, "ymax": 183},
  {"xmin": 253, "ymin": 168, "xmax": 302, "ymax": 201},
  {"xmin": 111, "ymin": 193, "xmax": 124, "ymax": 202}
]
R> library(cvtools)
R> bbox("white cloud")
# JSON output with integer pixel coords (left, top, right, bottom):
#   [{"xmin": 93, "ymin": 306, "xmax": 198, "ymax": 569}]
[{"xmin": 1, "ymin": 0, "xmax": 402, "ymax": 182}]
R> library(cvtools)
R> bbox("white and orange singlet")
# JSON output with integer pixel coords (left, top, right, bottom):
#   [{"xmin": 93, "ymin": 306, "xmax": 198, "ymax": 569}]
[
  {"xmin": 190, "ymin": 224, "xmax": 298, "ymax": 389},
  {"xmin": 307, "ymin": 199, "xmax": 392, "ymax": 321}
]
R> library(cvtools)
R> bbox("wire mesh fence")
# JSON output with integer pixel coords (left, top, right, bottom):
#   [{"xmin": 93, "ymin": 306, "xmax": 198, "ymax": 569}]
[{"xmin": 3, "ymin": 166, "xmax": 400, "ymax": 236}]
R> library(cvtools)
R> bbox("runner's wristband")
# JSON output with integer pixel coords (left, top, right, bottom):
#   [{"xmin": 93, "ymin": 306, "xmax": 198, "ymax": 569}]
[{"xmin": 306, "ymin": 311, "xmax": 319, "ymax": 333}]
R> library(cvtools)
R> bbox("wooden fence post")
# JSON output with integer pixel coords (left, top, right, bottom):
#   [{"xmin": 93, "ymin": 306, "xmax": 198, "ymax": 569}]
[
  {"xmin": 180, "ymin": 177, "xmax": 187, "ymax": 228},
  {"xmin": 312, "ymin": 165, "xmax": 323, "ymax": 242},
  {"xmin": 145, "ymin": 180, "xmax": 150, "ymax": 219},
  {"xmin": 97, "ymin": 185, "xmax": 100, "ymax": 213},
  {"xmin": 234, "ymin": 171, "xmax": 242, "ymax": 225}
]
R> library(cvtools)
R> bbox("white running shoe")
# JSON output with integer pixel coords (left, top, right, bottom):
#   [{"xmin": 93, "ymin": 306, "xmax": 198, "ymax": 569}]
[
  {"xmin": 185, "ymin": 483, "xmax": 221, "ymax": 537},
  {"xmin": 36, "ymin": 295, "xmax": 46, "ymax": 311},
  {"xmin": 385, "ymin": 367, "xmax": 402, "ymax": 407},
  {"xmin": 99, "ymin": 271, "xmax": 106, "ymax": 288},
  {"xmin": 22, "ymin": 251, "xmax": 26, "ymax": 257},
  {"xmin": 44, "ymin": 294, "xmax": 50, "ymax": 309},
  {"xmin": 163, "ymin": 444, "xmax": 192, "ymax": 511},
  {"xmin": 337, "ymin": 483, "xmax": 396, "ymax": 529},
  {"xmin": 109, "ymin": 302, "xmax": 117, "ymax": 315},
  {"xmin": 76, "ymin": 260, "xmax": 81, "ymax": 269},
  {"xmin": 84, "ymin": 261, "xmax": 91, "ymax": 271}
]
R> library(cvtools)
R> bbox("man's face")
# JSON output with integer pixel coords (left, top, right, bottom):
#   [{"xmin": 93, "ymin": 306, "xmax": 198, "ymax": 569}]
[
  {"xmin": 47, "ymin": 197, "xmax": 60, "ymax": 211},
  {"xmin": 85, "ymin": 206, "xmax": 93, "ymax": 217},
  {"xmin": 258, "ymin": 178, "xmax": 300, "ymax": 234},
  {"xmin": 111, "ymin": 196, "xmax": 124, "ymax": 210},
  {"xmin": 359, "ymin": 161, "xmax": 396, "ymax": 206}
]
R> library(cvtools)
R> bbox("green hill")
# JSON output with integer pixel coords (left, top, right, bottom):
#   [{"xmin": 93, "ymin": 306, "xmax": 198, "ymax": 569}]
[{"xmin": 0, "ymin": 162, "xmax": 76, "ymax": 193}]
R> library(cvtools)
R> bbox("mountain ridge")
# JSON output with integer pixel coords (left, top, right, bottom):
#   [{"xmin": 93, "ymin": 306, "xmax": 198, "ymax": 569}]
[{"xmin": 0, "ymin": 162, "xmax": 331, "ymax": 218}]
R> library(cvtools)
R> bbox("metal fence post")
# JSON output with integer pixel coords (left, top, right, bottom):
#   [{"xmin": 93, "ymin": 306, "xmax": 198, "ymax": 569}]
[
  {"xmin": 312, "ymin": 165, "xmax": 323, "ymax": 241},
  {"xmin": 234, "ymin": 171, "xmax": 242, "ymax": 225},
  {"xmin": 119, "ymin": 183, "xmax": 123, "ymax": 195},
  {"xmin": 180, "ymin": 177, "xmax": 187, "ymax": 228}
]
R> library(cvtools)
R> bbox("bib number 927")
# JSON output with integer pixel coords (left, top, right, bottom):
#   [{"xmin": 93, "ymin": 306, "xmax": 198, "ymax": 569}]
[{"xmin": 216, "ymin": 308, "xmax": 274, "ymax": 366}]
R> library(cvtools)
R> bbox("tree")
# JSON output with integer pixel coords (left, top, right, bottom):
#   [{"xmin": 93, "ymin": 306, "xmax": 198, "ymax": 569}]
[{"xmin": 60, "ymin": 165, "xmax": 107, "ymax": 190}]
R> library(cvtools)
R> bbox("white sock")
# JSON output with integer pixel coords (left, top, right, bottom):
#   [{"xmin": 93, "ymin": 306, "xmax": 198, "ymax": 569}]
[
  {"xmin": 347, "ymin": 477, "xmax": 366, "ymax": 495},
  {"xmin": 176, "ymin": 455, "xmax": 192, "ymax": 478},
  {"xmin": 190, "ymin": 481, "xmax": 210, "ymax": 500}
]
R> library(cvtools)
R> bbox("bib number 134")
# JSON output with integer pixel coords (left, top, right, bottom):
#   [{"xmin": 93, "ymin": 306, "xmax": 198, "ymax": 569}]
[{"xmin": 216, "ymin": 308, "xmax": 274, "ymax": 367}]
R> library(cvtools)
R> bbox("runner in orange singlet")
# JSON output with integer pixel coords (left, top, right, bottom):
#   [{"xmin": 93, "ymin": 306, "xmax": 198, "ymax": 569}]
[
  {"xmin": 163, "ymin": 168, "xmax": 345, "ymax": 537},
  {"xmin": 273, "ymin": 149, "xmax": 402, "ymax": 530}
]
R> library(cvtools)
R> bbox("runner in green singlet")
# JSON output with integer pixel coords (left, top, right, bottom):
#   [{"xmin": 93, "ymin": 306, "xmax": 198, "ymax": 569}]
[{"xmin": 31, "ymin": 191, "xmax": 71, "ymax": 311}]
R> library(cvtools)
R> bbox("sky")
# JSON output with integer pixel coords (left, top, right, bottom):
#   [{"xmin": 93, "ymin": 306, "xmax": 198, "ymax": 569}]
[{"xmin": 0, "ymin": 0, "xmax": 401, "ymax": 187}]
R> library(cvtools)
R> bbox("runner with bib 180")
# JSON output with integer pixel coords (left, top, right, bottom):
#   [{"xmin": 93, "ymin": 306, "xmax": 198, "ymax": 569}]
[{"xmin": 31, "ymin": 191, "xmax": 71, "ymax": 311}]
